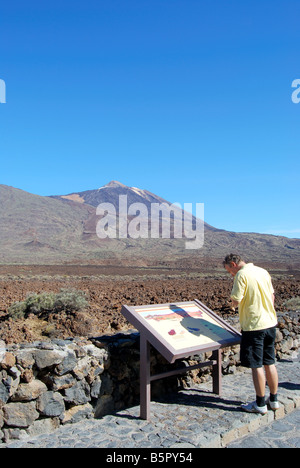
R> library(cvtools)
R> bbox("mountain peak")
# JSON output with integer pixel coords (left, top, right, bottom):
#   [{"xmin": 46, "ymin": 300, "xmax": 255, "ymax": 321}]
[{"xmin": 102, "ymin": 181, "xmax": 127, "ymax": 189}]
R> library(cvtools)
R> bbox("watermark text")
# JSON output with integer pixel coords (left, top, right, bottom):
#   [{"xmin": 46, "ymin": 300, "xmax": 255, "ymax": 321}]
[
  {"xmin": 291, "ymin": 79, "xmax": 300, "ymax": 104},
  {"xmin": 96, "ymin": 195, "xmax": 204, "ymax": 250},
  {"xmin": 0, "ymin": 79, "xmax": 6, "ymax": 104}
]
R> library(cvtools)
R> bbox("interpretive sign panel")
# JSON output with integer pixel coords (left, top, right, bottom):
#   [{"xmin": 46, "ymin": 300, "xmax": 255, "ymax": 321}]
[
  {"xmin": 121, "ymin": 299, "xmax": 241, "ymax": 420},
  {"xmin": 121, "ymin": 299, "xmax": 241, "ymax": 363}
]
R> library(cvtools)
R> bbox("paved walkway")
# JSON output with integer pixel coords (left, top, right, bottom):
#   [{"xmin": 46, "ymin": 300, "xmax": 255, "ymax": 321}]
[
  {"xmin": 227, "ymin": 408, "xmax": 300, "ymax": 448},
  {"xmin": 1, "ymin": 353, "xmax": 299, "ymax": 449}
]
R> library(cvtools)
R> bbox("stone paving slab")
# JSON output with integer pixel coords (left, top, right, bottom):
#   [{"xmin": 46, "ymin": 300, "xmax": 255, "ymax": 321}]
[
  {"xmin": 1, "ymin": 355, "xmax": 299, "ymax": 449},
  {"xmin": 227, "ymin": 409, "xmax": 300, "ymax": 448}
]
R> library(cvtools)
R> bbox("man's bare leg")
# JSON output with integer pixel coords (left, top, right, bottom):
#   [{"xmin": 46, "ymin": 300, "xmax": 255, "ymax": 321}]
[
  {"xmin": 241, "ymin": 367, "xmax": 268, "ymax": 413},
  {"xmin": 252, "ymin": 367, "xmax": 266, "ymax": 398},
  {"xmin": 265, "ymin": 364, "xmax": 278, "ymax": 395}
]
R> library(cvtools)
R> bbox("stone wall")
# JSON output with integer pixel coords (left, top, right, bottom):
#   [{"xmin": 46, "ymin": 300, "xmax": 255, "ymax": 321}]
[{"xmin": 0, "ymin": 311, "xmax": 299, "ymax": 444}]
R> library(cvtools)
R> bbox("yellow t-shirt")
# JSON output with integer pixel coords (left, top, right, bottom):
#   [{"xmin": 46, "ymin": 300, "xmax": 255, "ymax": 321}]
[{"xmin": 230, "ymin": 263, "xmax": 277, "ymax": 332}]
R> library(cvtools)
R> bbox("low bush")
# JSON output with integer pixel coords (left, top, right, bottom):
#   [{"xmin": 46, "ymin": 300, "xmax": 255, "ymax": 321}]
[
  {"xmin": 53, "ymin": 288, "xmax": 88, "ymax": 314},
  {"xmin": 25, "ymin": 292, "xmax": 56, "ymax": 315},
  {"xmin": 8, "ymin": 288, "xmax": 88, "ymax": 320},
  {"xmin": 7, "ymin": 301, "xmax": 27, "ymax": 320}
]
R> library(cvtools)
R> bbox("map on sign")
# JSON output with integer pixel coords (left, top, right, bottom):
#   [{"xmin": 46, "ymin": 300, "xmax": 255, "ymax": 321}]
[{"xmin": 134, "ymin": 302, "xmax": 236, "ymax": 351}]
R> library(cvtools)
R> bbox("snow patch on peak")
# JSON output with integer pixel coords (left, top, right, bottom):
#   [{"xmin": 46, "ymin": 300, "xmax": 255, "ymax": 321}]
[
  {"xmin": 98, "ymin": 181, "xmax": 127, "ymax": 190},
  {"xmin": 130, "ymin": 186, "xmax": 145, "ymax": 196}
]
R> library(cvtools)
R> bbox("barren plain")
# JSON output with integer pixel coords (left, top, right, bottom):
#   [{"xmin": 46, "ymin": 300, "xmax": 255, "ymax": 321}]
[{"xmin": 0, "ymin": 263, "xmax": 299, "ymax": 345}]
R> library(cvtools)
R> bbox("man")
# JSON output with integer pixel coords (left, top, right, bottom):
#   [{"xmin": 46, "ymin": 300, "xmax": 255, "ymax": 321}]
[{"xmin": 223, "ymin": 253, "xmax": 279, "ymax": 414}]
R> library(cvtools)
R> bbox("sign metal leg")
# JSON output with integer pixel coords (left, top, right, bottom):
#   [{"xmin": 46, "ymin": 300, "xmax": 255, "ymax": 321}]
[
  {"xmin": 140, "ymin": 333, "xmax": 151, "ymax": 420},
  {"xmin": 212, "ymin": 348, "xmax": 222, "ymax": 395}
]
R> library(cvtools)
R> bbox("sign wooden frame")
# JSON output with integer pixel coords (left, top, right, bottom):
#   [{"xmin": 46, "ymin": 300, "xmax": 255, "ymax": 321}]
[{"xmin": 121, "ymin": 299, "xmax": 241, "ymax": 420}]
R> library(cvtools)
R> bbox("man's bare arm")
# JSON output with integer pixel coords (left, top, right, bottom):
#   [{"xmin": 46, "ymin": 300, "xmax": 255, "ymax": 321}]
[{"xmin": 231, "ymin": 299, "xmax": 239, "ymax": 309}]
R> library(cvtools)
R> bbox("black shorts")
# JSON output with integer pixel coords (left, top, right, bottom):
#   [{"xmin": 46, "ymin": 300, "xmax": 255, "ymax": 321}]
[{"xmin": 240, "ymin": 326, "xmax": 277, "ymax": 369}]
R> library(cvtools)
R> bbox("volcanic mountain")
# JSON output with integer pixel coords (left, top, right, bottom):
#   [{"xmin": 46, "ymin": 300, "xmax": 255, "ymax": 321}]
[
  {"xmin": 0, "ymin": 181, "xmax": 299, "ymax": 267},
  {"xmin": 53, "ymin": 180, "xmax": 169, "ymax": 208}
]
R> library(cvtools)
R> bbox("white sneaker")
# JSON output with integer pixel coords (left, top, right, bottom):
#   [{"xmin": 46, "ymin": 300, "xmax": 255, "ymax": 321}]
[
  {"xmin": 241, "ymin": 401, "xmax": 268, "ymax": 415},
  {"xmin": 266, "ymin": 397, "xmax": 280, "ymax": 411}
]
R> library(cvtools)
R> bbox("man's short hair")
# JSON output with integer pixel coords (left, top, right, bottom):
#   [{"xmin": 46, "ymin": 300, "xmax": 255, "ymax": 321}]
[{"xmin": 223, "ymin": 253, "xmax": 243, "ymax": 267}]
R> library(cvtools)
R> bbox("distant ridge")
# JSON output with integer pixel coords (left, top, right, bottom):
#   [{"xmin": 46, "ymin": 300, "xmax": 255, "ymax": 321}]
[{"xmin": 0, "ymin": 182, "xmax": 299, "ymax": 267}]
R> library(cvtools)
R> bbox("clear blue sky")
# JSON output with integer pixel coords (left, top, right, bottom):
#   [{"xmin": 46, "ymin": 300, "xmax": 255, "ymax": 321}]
[{"xmin": 0, "ymin": 0, "xmax": 299, "ymax": 237}]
